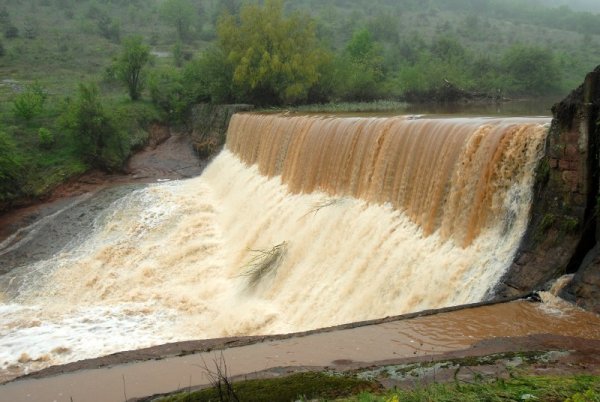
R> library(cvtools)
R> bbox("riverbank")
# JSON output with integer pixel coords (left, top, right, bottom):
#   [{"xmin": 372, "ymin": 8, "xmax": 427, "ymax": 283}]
[{"xmin": 0, "ymin": 131, "xmax": 204, "ymax": 245}]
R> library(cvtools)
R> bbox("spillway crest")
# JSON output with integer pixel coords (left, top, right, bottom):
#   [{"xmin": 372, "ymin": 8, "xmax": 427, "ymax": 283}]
[
  {"xmin": 0, "ymin": 113, "xmax": 548, "ymax": 380},
  {"xmin": 227, "ymin": 114, "xmax": 548, "ymax": 245}
]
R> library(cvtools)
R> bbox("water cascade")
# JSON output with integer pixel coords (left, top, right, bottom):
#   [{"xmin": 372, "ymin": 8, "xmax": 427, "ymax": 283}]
[{"xmin": 0, "ymin": 113, "xmax": 549, "ymax": 379}]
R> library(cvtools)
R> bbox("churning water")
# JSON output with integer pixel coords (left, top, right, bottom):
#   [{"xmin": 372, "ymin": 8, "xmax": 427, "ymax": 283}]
[{"xmin": 0, "ymin": 114, "xmax": 549, "ymax": 379}]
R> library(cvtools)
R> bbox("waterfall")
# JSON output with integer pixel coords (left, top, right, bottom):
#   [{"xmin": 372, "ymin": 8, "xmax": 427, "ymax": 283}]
[
  {"xmin": 227, "ymin": 114, "xmax": 549, "ymax": 245},
  {"xmin": 0, "ymin": 113, "xmax": 549, "ymax": 379}
]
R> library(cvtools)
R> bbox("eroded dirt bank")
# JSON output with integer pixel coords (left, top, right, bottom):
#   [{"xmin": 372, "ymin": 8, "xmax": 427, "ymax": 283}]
[{"xmin": 0, "ymin": 132, "xmax": 205, "ymax": 261}]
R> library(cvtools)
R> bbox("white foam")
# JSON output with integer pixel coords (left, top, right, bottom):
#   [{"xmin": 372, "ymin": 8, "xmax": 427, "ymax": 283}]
[{"xmin": 0, "ymin": 141, "xmax": 543, "ymax": 378}]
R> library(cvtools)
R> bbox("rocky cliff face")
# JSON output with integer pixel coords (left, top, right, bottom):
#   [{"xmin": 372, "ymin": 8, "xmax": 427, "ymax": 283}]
[{"xmin": 494, "ymin": 66, "xmax": 600, "ymax": 314}]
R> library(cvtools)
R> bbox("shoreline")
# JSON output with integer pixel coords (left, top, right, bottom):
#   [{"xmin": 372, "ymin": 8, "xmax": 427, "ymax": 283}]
[{"xmin": 0, "ymin": 132, "xmax": 205, "ymax": 245}]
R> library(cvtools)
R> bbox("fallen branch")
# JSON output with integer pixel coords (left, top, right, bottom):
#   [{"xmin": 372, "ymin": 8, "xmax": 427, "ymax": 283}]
[{"xmin": 239, "ymin": 242, "xmax": 287, "ymax": 289}]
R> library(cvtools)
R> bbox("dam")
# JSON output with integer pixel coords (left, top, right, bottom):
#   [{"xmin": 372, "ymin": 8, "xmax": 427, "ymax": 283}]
[{"xmin": 0, "ymin": 113, "xmax": 553, "ymax": 381}]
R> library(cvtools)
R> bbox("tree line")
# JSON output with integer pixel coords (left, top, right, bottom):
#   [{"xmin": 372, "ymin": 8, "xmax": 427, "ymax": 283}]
[{"xmin": 0, "ymin": 0, "xmax": 598, "ymax": 207}]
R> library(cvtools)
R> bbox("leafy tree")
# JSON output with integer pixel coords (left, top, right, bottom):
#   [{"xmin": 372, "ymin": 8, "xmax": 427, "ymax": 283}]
[
  {"xmin": 61, "ymin": 83, "xmax": 125, "ymax": 171},
  {"xmin": 148, "ymin": 67, "xmax": 187, "ymax": 123},
  {"xmin": 12, "ymin": 83, "xmax": 47, "ymax": 121},
  {"xmin": 115, "ymin": 36, "xmax": 150, "ymax": 101},
  {"xmin": 160, "ymin": 0, "xmax": 195, "ymax": 42},
  {"xmin": 366, "ymin": 13, "xmax": 399, "ymax": 43},
  {"xmin": 336, "ymin": 28, "xmax": 386, "ymax": 101},
  {"xmin": 502, "ymin": 44, "xmax": 561, "ymax": 95},
  {"xmin": 217, "ymin": 0, "xmax": 329, "ymax": 105},
  {"xmin": 221, "ymin": 0, "xmax": 240, "ymax": 16},
  {"xmin": 184, "ymin": 47, "xmax": 234, "ymax": 104},
  {"xmin": 430, "ymin": 36, "xmax": 467, "ymax": 62},
  {"xmin": 173, "ymin": 41, "xmax": 183, "ymax": 67},
  {"xmin": 395, "ymin": 37, "xmax": 475, "ymax": 101}
]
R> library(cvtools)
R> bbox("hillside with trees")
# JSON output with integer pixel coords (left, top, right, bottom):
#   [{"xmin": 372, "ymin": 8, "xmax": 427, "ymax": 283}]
[{"xmin": 1, "ymin": 0, "xmax": 600, "ymax": 207}]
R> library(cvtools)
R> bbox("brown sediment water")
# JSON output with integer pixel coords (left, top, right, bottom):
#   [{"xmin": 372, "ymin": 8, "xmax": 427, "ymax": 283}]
[
  {"xmin": 227, "ymin": 114, "xmax": 549, "ymax": 245},
  {"xmin": 0, "ymin": 114, "xmax": 551, "ymax": 384},
  {"xmin": 1, "ymin": 299, "xmax": 599, "ymax": 402}
]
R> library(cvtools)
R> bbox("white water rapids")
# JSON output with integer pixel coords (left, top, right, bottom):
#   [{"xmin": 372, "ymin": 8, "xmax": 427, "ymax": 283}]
[{"xmin": 0, "ymin": 115, "xmax": 548, "ymax": 379}]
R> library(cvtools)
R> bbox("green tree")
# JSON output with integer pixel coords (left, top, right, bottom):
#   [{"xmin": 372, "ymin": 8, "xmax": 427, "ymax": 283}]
[
  {"xmin": 502, "ymin": 44, "xmax": 562, "ymax": 95},
  {"xmin": 217, "ymin": 0, "xmax": 329, "ymax": 105},
  {"xmin": 221, "ymin": 0, "xmax": 240, "ymax": 16},
  {"xmin": 115, "ymin": 36, "xmax": 150, "ymax": 101},
  {"xmin": 336, "ymin": 28, "xmax": 386, "ymax": 101},
  {"xmin": 160, "ymin": 0, "xmax": 195, "ymax": 42},
  {"xmin": 183, "ymin": 48, "xmax": 232, "ymax": 104},
  {"xmin": 148, "ymin": 67, "xmax": 187, "ymax": 123},
  {"xmin": 12, "ymin": 83, "xmax": 47, "ymax": 122},
  {"xmin": 61, "ymin": 83, "xmax": 125, "ymax": 171}
]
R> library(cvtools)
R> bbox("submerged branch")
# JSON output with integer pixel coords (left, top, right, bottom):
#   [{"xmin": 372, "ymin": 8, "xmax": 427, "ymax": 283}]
[{"xmin": 239, "ymin": 242, "xmax": 287, "ymax": 289}]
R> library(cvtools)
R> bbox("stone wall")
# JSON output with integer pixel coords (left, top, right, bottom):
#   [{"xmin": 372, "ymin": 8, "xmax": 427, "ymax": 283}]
[
  {"xmin": 189, "ymin": 104, "xmax": 253, "ymax": 158},
  {"xmin": 493, "ymin": 67, "xmax": 600, "ymax": 313}
]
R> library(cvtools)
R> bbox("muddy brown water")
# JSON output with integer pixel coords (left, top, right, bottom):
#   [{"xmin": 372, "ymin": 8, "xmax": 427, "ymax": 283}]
[
  {"xmin": 1, "ymin": 299, "xmax": 599, "ymax": 402},
  {"xmin": 1, "ymin": 111, "xmax": 594, "ymax": 402}
]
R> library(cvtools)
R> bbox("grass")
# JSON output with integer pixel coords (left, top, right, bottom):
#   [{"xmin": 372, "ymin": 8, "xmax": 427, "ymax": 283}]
[
  {"xmin": 342, "ymin": 375, "xmax": 600, "ymax": 402},
  {"xmin": 157, "ymin": 371, "xmax": 379, "ymax": 402},
  {"xmin": 156, "ymin": 372, "xmax": 600, "ymax": 402}
]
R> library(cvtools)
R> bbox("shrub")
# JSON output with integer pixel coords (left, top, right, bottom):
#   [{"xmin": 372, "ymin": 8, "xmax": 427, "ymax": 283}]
[
  {"xmin": 60, "ymin": 83, "xmax": 126, "ymax": 171},
  {"xmin": 23, "ymin": 19, "xmax": 38, "ymax": 39},
  {"xmin": 4, "ymin": 25, "xmax": 18, "ymax": 39},
  {"xmin": 12, "ymin": 83, "xmax": 47, "ymax": 121},
  {"xmin": 0, "ymin": 131, "xmax": 21, "ymax": 200},
  {"xmin": 0, "ymin": 7, "xmax": 9, "ymax": 25},
  {"xmin": 115, "ymin": 36, "xmax": 150, "ymax": 100},
  {"xmin": 97, "ymin": 14, "xmax": 120, "ymax": 43},
  {"xmin": 183, "ymin": 47, "xmax": 233, "ymax": 104},
  {"xmin": 148, "ymin": 67, "xmax": 188, "ymax": 123},
  {"xmin": 38, "ymin": 127, "xmax": 54, "ymax": 149}
]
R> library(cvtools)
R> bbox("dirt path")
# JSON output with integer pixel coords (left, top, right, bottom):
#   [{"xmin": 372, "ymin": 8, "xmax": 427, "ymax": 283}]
[{"xmin": 1, "ymin": 299, "xmax": 599, "ymax": 402}]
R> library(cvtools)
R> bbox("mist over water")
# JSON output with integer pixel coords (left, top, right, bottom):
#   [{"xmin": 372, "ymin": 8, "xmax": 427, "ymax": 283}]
[{"xmin": 0, "ymin": 114, "xmax": 549, "ymax": 379}]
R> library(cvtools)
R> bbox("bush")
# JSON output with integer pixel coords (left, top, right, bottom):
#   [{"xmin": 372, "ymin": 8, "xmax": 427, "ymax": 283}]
[
  {"xmin": 148, "ymin": 67, "xmax": 188, "ymax": 123},
  {"xmin": 501, "ymin": 44, "xmax": 562, "ymax": 96},
  {"xmin": 115, "ymin": 36, "xmax": 150, "ymax": 100},
  {"xmin": 4, "ymin": 25, "xmax": 18, "ymax": 39},
  {"xmin": 60, "ymin": 83, "xmax": 126, "ymax": 171},
  {"xmin": 98, "ymin": 14, "xmax": 120, "ymax": 43},
  {"xmin": 23, "ymin": 19, "xmax": 38, "ymax": 39},
  {"xmin": 183, "ymin": 47, "xmax": 233, "ymax": 104},
  {"xmin": 0, "ymin": 131, "xmax": 21, "ymax": 200},
  {"xmin": 12, "ymin": 83, "xmax": 47, "ymax": 121},
  {"xmin": 38, "ymin": 127, "xmax": 54, "ymax": 149}
]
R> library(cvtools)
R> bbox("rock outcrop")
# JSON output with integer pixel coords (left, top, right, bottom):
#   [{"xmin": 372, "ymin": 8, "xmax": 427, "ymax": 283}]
[{"xmin": 494, "ymin": 66, "xmax": 600, "ymax": 314}]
